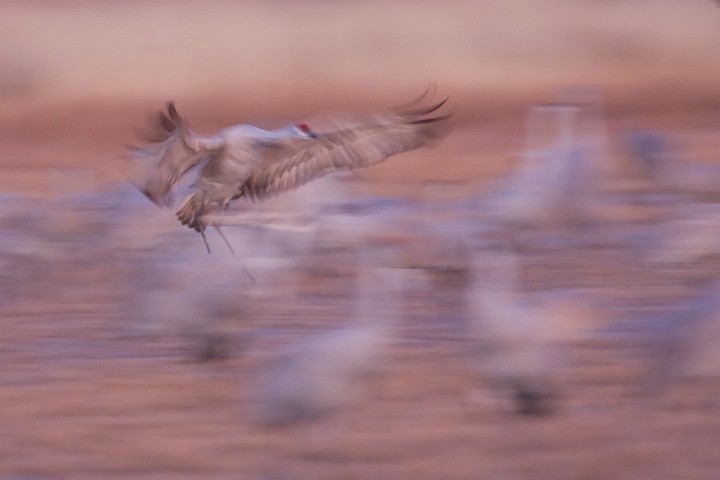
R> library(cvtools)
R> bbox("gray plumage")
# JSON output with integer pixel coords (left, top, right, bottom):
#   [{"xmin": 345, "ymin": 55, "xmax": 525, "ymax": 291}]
[{"xmin": 130, "ymin": 97, "xmax": 451, "ymax": 235}]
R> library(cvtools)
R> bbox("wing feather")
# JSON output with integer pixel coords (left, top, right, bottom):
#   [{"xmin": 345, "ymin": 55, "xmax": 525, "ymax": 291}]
[
  {"xmin": 241, "ymin": 101, "xmax": 451, "ymax": 201},
  {"xmin": 130, "ymin": 102, "xmax": 223, "ymax": 207}
]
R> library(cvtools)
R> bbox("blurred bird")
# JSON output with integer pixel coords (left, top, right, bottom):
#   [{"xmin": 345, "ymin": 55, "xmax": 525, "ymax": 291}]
[
  {"xmin": 623, "ymin": 130, "xmax": 720, "ymax": 200},
  {"xmin": 466, "ymin": 246, "xmax": 597, "ymax": 415},
  {"xmin": 638, "ymin": 281, "xmax": 720, "ymax": 403},
  {"xmin": 123, "ymin": 251, "xmax": 253, "ymax": 359},
  {"xmin": 644, "ymin": 203, "xmax": 720, "ymax": 265},
  {"xmin": 249, "ymin": 264, "xmax": 406, "ymax": 426},
  {"xmin": 480, "ymin": 89, "xmax": 606, "ymax": 229},
  {"xmin": 129, "ymin": 93, "xmax": 451, "ymax": 253},
  {"xmin": 467, "ymin": 248, "xmax": 558, "ymax": 415}
]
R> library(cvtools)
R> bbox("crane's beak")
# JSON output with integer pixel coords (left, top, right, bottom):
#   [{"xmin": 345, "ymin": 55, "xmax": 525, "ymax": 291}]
[{"xmin": 305, "ymin": 130, "xmax": 319, "ymax": 139}]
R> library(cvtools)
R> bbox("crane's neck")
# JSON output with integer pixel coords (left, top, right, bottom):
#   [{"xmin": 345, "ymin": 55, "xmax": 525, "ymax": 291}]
[{"xmin": 221, "ymin": 124, "xmax": 299, "ymax": 142}]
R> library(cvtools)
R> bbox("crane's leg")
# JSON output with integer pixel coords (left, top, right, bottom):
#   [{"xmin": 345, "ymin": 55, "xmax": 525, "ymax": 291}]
[
  {"xmin": 213, "ymin": 225, "xmax": 256, "ymax": 286},
  {"xmin": 241, "ymin": 264, "xmax": 256, "ymax": 286},
  {"xmin": 199, "ymin": 229, "xmax": 212, "ymax": 254},
  {"xmin": 213, "ymin": 225, "xmax": 236, "ymax": 256}
]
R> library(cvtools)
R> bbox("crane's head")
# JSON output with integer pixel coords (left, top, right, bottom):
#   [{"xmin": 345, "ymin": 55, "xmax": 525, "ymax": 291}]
[{"xmin": 293, "ymin": 122, "xmax": 319, "ymax": 139}]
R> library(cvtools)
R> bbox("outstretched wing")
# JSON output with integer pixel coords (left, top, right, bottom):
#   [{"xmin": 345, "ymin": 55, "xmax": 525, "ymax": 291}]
[
  {"xmin": 129, "ymin": 102, "xmax": 222, "ymax": 207},
  {"xmin": 239, "ymin": 98, "xmax": 451, "ymax": 201}
]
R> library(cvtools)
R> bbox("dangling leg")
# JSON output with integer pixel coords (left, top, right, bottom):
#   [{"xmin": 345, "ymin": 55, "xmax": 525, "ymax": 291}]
[
  {"xmin": 241, "ymin": 263, "xmax": 256, "ymax": 286},
  {"xmin": 213, "ymin": 225, "xmax": 236, "ymax": 256},
  {"xmin": 199, "ymin": 229, "xmax": 212, "ymax": 254},
  {"xmin": 213, "ymin": 225, "xmax": 256, "ymax": 286}
]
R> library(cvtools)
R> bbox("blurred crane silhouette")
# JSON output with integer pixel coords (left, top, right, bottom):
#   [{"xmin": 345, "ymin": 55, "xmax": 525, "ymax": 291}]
[
  {"xmin": 623, "ymin": 130, "xmax": 720, "ymax": 200},
  {"xmin": 129, "ymin": 92, "xmax": 451, "ymax": 253},
  {"xmin": 479, "ymin": 89, "xmax": 606, "ymax": 230},
  {"xmin": 250, "ymin": 264, "xmax": 406, "ymax": 426},
  {"xmin": 466, "ymin": 246, "xmax": 598, "ymax": 415}
]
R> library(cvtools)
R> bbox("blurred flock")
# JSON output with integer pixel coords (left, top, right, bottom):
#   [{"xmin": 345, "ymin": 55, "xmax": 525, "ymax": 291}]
[{"xmin": 1, "ymin": 1, "xmax": 720, "ymax": 479}]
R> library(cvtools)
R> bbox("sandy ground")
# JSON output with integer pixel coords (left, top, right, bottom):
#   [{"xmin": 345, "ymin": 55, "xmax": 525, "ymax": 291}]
[{"xmin": 1, "ymin": 1, "xmax": 720, "ymax": 478}]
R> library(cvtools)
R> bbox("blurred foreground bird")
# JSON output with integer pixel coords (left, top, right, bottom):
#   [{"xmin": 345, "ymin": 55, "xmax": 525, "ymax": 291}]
[
  {"xmin": 623, "ymin": 130, "xmax": 720, "ymax": 200},
  {"xmin": 249, "ymin": 265, "xmax": 406, "ymax": 426},
  {"xmin": 466, "ymin": 247, "xmax": 598, "ymax": 415},
  {"xmin": 129, "ymin": 92, "xmax": 451, "ymax": 253},
  {"xmin": 636, "ymin": 281, "xmax": 720, "ymax": 405},
  {"xmin": 643, "ymin": 203, "xmax": 720, "ymax": 265}
]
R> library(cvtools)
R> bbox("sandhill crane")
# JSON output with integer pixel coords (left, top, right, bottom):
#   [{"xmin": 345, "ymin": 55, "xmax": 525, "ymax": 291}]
[
  {"xmin": 635, "ymin": 281, "xmax": 720, "ymax": 406},
  {"xmin": 643, "ymin": 203, "xmax": 720, "ymax": 265},
  {"xmin": 623, "ymin": 130, "xmax": 720, "ymax": 199},
  {"xmin": 466, "ymin": 246, "xmax": 598, "ymax": 415},
  {"xmin": 479, "ymin": 88, "xmax": 606, "ymax": 230},
  {"xmin": 130, "ymin": 93, "xmax": 451, "ymax": 253},
  {"xmin": 249, "ymin": 264, "xmax": 407, "ymax": 426}
]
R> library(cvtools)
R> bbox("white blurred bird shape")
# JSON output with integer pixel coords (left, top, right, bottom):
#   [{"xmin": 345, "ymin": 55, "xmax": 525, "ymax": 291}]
[
  {"xmin": 467, "ymin": 247, "xmax": 596, "ymax": 415},
  {"xmin": 250, "ymin": 264, "xmax": 407, "ymax": 426},
  {"xmin": 481, "ymin": 88, "xmax": 606, "ymax": 228}
]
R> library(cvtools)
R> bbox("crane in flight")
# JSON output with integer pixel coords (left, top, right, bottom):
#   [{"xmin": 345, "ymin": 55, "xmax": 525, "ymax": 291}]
[{"xmin": 129, "ymin": 91, "xmax": 451, "ymax": 253}]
